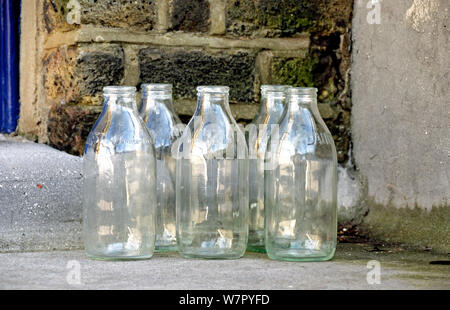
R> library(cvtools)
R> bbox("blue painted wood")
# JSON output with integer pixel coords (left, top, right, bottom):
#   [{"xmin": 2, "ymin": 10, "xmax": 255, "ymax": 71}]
[
  {"xmin": 0, "ymin": 0, "xmax": 20, "ymax": 133},
  {"xmin": 1, "ymin": 2, "xmax": 6, "ymax": 130}
]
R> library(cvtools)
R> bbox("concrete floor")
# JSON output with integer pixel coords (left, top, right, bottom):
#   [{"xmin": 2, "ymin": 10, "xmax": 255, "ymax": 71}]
[{"xmin": 0, "ymin": 243, "xmax": 448, "ymax": 290}]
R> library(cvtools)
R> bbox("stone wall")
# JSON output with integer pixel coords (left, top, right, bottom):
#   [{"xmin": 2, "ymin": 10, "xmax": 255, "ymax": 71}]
[{"xmin": 19, "ymin": 0, "xmax": 354, "ymax": 162}]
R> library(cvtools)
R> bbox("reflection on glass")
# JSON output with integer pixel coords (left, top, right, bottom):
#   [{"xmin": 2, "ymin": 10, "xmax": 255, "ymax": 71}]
[
  {"xmin": 83, "ymin": 86, "xmax": 157, "ymax": 260},
  {"xmin": 247, "ymin": 85, "xmax": 290, "ymax": 252},
  {"xmin": 176, "ymin": 86, "xmax": 249, "ymax": 259},
  {"xmin": 265, "ymin": 87, "xmax": 337, "ymax": 262},
  {"xmin": 139, "ymin": 84, "xmax": 182, "ymax": 252}
]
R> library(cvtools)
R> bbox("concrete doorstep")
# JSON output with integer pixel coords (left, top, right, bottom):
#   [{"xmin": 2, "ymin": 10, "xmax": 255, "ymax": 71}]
[
  {"xmin": 0, "ymin": 137, "xmax": 83, "ymax": 253},
  {"xmin": 0, "ymin": 137, "xmax": 448, "ymax": 290}
]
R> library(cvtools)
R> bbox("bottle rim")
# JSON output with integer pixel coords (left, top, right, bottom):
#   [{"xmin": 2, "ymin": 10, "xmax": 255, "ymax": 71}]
[
  {"xmin": 103, "ymin": 86, "xmax": 136, "ymax": 95},
  {"xmin": 288, "ymin": 87, "xmax": 318, "ymax": 96},
  {"xmin": 261, "ymin": 85, "xmax": 291, "ymax": 92},
  {"xmin": 141, "ymin": 83, "xmax": 173, "ymax": 92},
  {"xmin": 197, "ymin": 86, "xmax": 229, "ymax": 93}
]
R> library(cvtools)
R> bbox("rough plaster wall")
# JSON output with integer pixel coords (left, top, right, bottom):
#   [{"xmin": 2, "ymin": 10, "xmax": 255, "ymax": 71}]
[{"xmin": 352, "ymin": 0, "xmax": 449, "ymax": 210}]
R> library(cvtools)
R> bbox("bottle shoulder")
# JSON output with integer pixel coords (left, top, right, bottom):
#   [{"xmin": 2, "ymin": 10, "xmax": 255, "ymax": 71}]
[
  {"xmin": 267, "ymin": 109, "xmax": 336, "ymax": 159},
  {"xmin": 85, "ymin": 105, "xmax": 154, "ymax": 155},
  {"xmin": 178, "ymin": 107, "xmax": 247, "ymax": 158},
  {"xmin": 141, "ymin": 103, "xmax": 183, "ymax": 148}
]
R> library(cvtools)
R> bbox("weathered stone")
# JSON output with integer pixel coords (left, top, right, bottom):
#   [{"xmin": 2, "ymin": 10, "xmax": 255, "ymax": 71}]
[
  {"xmin": 48, "ymin": 105, "xmax": 102, "ymax": 156},
  {"xmin": 43, "ymin": 46, "xmax": 79, "ymax": 104},
  {"xmin": 226, "ymin": 0, "xmax": 353, "ymax": 37},
  {"xmin": 43, "ymin": 0, "xmax": 157, "ymax": 33},
  {"xmin": 169, "ymin": 0, "xmax": 210, "ymax": 32},
  {"xmin": 209, "ymin": 0, "xmax": 227, "ymax": 35},
  {"xmin": 44, "ymin": 44, "xmax": 125, "ymax": 106},
  {"xmin": 318, "ymin": 103, "xmax": 338, "ymax": 120},
  {"xmin": 79, "ymin": 0, "xmax": 157, "ymax": 31},
  {"xmin": 43, "ymin": 0, "xmax": 78, "ymax": 33},
  {"xmin": 139, "ymin": 47, "xmax": 257, "ymax": 103},
  {"xmin": 328, "ymin": 109, "xmax": 351, "ymax": 163},
  {"xmin": 76, "ymin": 45, "xmax": 125, "ymax": 97}
]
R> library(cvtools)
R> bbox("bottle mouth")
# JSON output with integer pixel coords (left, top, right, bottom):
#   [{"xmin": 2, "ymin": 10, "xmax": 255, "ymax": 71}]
[
  {"xmin": 261, "ymin": 85, "xmax": 291, "ymax": 93},
  {"xmin": 103, "ymin": 86, "xmax": 136, "ymax": 95},
  {"xmin": 141, "ymin": 83, "xmax": 173, "ymax": 92},
  {"xmin": 197, "ymin": 86, "xmax": 229, "ymax": 94},
  {"xmin": 288, "ymin": 87, "xmax": 318, "ymax": 96}
]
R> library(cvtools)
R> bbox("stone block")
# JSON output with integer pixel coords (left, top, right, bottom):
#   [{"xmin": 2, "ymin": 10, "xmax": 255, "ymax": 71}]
[
  {"xmin": 47, "ymin": 105, "xmax": 102, "ymax": 156},
  {"xmin": 139, "ymin": 47, "xmax": 257, "ymax": 103},
  {"xmin": 44, "ymin": 44, "xmax": 125, "ymax": 106},
  {"xmin": 43, "ymin": 0, "xmax": 157, "ymax": 33},
  {"xmin": 226, "ymin": 0, "xmax": 353, "ymax": 37},
  {"xmin": 43, "ymin": 0, "xmax": 79, "ymax": 33},
  {"xmin": 169, "ymin": 0, "xmax": 210, "ymax": 32}
]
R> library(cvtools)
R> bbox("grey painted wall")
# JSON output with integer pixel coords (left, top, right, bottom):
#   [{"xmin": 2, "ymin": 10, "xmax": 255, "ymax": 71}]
[{"xmin": 352, "ymin": 0, "xmax": 449, "ymax": 210}]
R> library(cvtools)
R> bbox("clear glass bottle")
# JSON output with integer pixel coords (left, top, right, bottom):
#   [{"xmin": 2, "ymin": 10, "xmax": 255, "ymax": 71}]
[
  {"xmin": 265, "ymin": 87, "xmax": 337, "ymax": 261},
  {"xmin": 139, "ymin": 84, "xmax": 182, "ymax": 252},
  {"xmin": 176, "ymin": 86, "xmax": 249, "ymax": 259},
  {"xmin": 83, "ymin": 86, "xmax": 157, "ymax": 260},
  {"xmin": 247, "ymin": 85, "xmax": 290, "ymax": 252}
]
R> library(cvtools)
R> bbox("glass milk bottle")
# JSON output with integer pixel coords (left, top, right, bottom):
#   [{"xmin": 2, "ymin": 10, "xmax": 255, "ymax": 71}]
[
  {"xmin": 139, "ymin": 84, "xmax": 182, "ymax": 252},
  {"xmin": 176, "ymin": 86, "xmax": 249, "ymax": 259},
  {"xmin": 265, "ymin": 87, "xmax": 337, "ymax": 261},
  {"xmin": 83, "ymin": 86, "xmax": 157, "ymax": 260},
  {"xmin": 247, "ymin": 85, "xmax": 290, "ymax": 252}
]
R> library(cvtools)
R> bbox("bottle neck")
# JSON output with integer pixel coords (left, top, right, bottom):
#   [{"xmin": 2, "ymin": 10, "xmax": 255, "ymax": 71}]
[
  {"xmin": 103, "ymin": 86, "xmax": 137, "ymax": 110},
  {"xmin": 105, "ymin": 94, "xmax": 137, "ymax": 110},
  {"xmin": 259, "ymin": 90, "xmax": 288, "ymax": 117},
  {"xmin": 142, "ymin": 91, "xmax": 174, "ymax": 110},
  {"xmin": 288, "ymin": 96, "xmax": 317, "ymax": 112},
  {"xmin": 141, "ymin": 84, "xmax": 174, "ymax": 110},
  {"xmin": 286, "ymin": 88, "xmax": 318, "ymax": 115},
  {"xmin": 196, "ymin": 86, "xmax": 231, "ymax": 115}
]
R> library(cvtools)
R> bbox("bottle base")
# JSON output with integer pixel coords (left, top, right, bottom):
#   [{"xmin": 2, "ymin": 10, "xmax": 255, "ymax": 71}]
[
  {"xmin": 85, "ymin": 243, "xmax": 154, "ymax": 261},
  {"xmin": 246, "ymin": 245, "xmax": 267, "ymax": 253},
  {"xmin": 155, "ymin": 244, "xmax": 178, "ymax": 253},
  {"xmin": 266, "ymin": 248, "xmax": 335, "ymax": 262},
  {"xmin": 86, "ymin": 253, "xmax": 153, "ymax": 261},
  {"xmin": 179, "ymin": 247, "xmax": 245, "ymax": 260}
]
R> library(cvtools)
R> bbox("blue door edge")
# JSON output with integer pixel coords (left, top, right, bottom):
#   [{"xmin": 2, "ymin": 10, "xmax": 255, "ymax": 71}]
[{"xmin": 0, "ymin": 0, "xmax": 21, "ymax": 134}]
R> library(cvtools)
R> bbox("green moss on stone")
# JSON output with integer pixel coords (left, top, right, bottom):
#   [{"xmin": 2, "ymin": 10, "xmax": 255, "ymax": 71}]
[
  {"xmin": 362, "ymin": 200, "xmax": 450, "ymax": 254},
  {"xmin": 272, "ymin": 54, "xmax": 319, "ymax": 87},
  {"xmin": 226, "ymin": 0, "xmax": 353, "ymax": 36},
  {"xmin": 259, "ymin": 4, "xmax": 317, "ymax": 33}
]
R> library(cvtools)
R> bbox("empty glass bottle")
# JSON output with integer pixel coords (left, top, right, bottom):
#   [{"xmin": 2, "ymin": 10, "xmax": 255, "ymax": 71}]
[
  {"xmin": 176, "ymin": 86, "xmax": 249, "ymax": 259},
  {"xmin": 265, "ymin": 87, "xmax": 337, "ymax": 261},
  {"xmin": 247, "ymin": 85, "xmax": 290, "ymax": 252},
  {"xmin": 139, "ymin": 84, "xmax": 182, "ymax": 252},
  {"xmin": 83, "ymin": 86, "xmax": 157, "ymax": 260}
]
